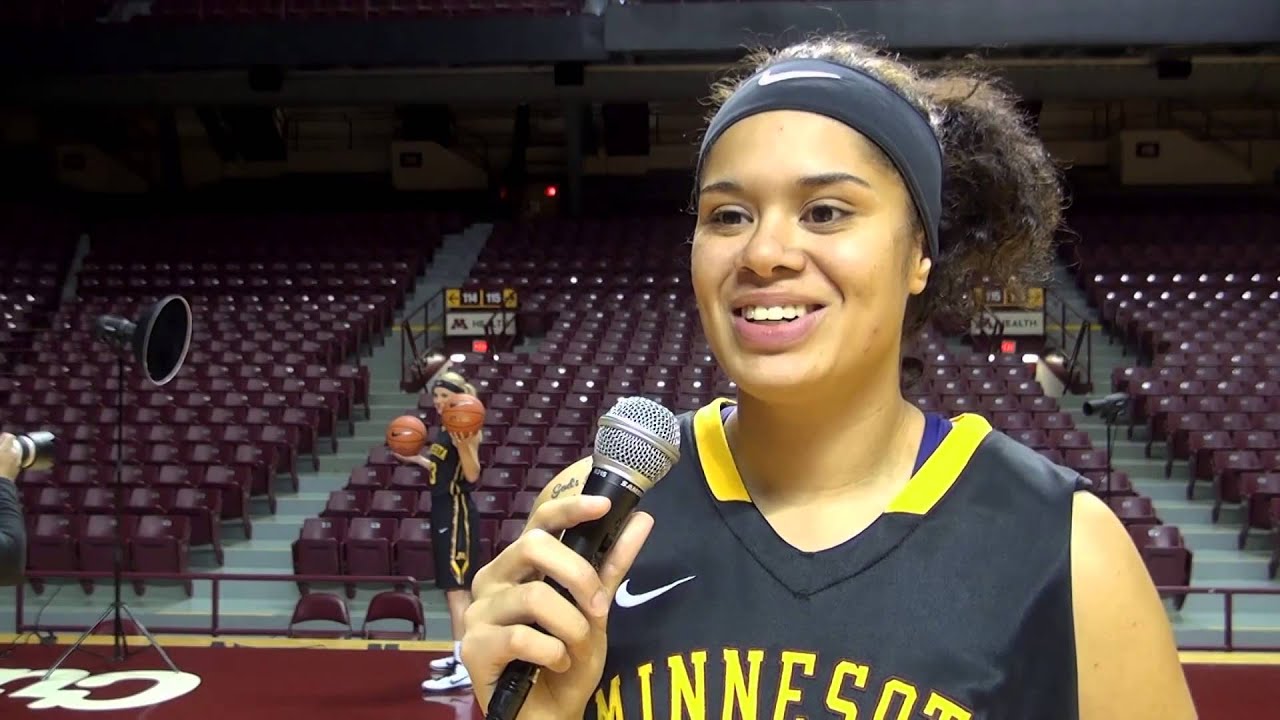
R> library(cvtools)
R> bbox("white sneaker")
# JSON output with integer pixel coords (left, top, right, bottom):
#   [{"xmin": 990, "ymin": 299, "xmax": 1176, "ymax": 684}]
[
  {"xmin": 421, "ymin": 664, "xmax": 471, "ymax": 693},
  {"xmin": 428, "ymin": 654, "xmax": 457, "ymax": 673}
]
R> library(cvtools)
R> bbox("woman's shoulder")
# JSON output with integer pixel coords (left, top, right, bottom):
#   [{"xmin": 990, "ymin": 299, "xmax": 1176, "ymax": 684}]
[{"xmin": 972, "ymin": 424, "xmax": 1092, "ymax": 498}]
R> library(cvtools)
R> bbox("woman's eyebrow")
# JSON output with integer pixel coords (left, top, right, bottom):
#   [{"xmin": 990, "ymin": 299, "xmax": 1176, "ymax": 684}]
[
  {"xmin": 796, "ymin": 172, "xmax": 872, "ymax": 190},
  {"xmin": 698, "ymin": 173, "xmax": 872, "ymax": 196},
  {"xmin": 698, "ymin": 179, "xmax": 743, "ymax": 195}
]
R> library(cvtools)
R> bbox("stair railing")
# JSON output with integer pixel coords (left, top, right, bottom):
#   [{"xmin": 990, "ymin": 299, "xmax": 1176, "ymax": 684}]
[
  {"xmin": 482, "ymin": 306, "xmax": 521, "ymax": 354},
  {"xmin": 1064, "ymin": 318, "xmax": 1092, "ymax": 395},
  {"xmin": 400, "ymin": 287, "xmax": 447, "ymax": 391},
  {"xmin": 972, "ymin": 306, "xmax": 1006, "ymax": 353},
  {"xmin": 1043, "ymin": 287, "xmax": 1094, "ymax": 394}
]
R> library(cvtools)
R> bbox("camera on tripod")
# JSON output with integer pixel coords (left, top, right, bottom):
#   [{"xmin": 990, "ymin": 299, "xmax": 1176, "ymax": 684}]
[
  {"xmin": 13, "ymin": 431, "xmax": 56, "ymax": 472},
  {"xmin": 1082, "ymin": 392, "xmax": 1129, "ymax": 423}
]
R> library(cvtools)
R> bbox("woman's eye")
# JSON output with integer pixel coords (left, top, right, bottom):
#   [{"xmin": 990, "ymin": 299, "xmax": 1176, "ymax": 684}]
[
  {"xmin": 710, "ymin": 209, "xmax": 750, "ymax": 226},
  {"xmin": 804, "ymin": 204, "xmax": 849, "ymax": 224}
]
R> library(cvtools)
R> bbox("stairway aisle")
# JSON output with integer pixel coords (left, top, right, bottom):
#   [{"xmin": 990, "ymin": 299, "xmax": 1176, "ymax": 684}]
[
  {"xmin": 278, "ymin": 221, "xmax": 492, "ymax": 637},
  {"xmin": 1048, "ymin": 264, "xmax": 1280, "ymax": 650},
  {"xmin": 5, "ymin": 223, "xmax": 492, "ymax": 638}
]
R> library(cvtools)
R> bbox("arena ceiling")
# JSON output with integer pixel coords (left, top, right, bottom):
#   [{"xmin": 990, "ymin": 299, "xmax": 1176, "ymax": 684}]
[
  {"xmin": 8, "ymin": 56, "xmax": 1280, "ymax": 106},
  {"xmin": 0, "ymin": 0, "xmax": 1276, "ymax": 105},
  {"xmin": 0, "ymin": 0, "xmax": 1276, "ymax": 75}
]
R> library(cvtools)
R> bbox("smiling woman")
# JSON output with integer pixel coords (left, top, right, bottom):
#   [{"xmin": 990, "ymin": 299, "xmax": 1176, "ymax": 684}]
[{"xmin": 457, "ymin": 35, "xmax": 1197, "ymax": 720}]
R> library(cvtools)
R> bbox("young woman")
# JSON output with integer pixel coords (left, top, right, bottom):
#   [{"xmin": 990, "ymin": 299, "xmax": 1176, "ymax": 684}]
[
  {"xmin": 394, "ymin": 370, "xmax": 484, "ymax": 693},
  {"xmin": 459, "ymin": 37, "xmax": 1197, "ymax": 719}
]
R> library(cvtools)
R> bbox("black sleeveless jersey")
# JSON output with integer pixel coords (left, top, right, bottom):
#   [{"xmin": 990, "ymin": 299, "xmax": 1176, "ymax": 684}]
[
  {"xmin": 589, "ymin": 398, "xmax": 1088, "ymax": 720},
  {"xmin": 425, "ymin": 429, "xmax": 463, "ymax": 498}
]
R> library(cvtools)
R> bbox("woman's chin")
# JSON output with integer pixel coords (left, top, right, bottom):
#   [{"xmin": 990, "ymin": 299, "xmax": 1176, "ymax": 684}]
[{"xmin": 725, "ymin": 359, "xmax": 826, "ymax": 401}]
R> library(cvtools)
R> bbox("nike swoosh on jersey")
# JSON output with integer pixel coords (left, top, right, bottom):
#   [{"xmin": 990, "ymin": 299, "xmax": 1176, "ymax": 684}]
[
  {"xmin": 758, "ymin": 68, "xmax": 841, "ymax": 86},
  {"xmin": 615, "ymin": 575, "xmax": 696, "ymax": 608}
]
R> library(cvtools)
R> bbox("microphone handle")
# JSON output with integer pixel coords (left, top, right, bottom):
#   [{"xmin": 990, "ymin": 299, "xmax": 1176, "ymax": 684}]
[{"xmin": 485, "ymin": 466, "xmax": 645, "ymax": 720}]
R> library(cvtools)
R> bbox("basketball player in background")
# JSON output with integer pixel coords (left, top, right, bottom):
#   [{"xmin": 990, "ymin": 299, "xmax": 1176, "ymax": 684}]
[
  {"xmin": 458, "ymin": 35, "xmax": 1197, "ymax": 719},
  {"xmin": 394, "ymin": 370, "xmax": 484, "ymax": 693}
]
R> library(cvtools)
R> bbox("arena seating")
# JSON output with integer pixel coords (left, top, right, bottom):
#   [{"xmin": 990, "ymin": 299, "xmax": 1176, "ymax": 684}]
[
  {"xmin": 0, "ymin": 0, "xmax": 583, "ymax": 25},
  {"xmin": 1075, "ymin": 209, "xmax": 1280, "ymax": 578},
  {"xmin": 297, "ymin": 216, "xmax": 1194, "ymax": 596},
  {"xmin": 144, "ymin": 0, "xmax": 569, "ymax": 22},
  {"xmin": 0, "ymin": 208, "xmax": 77, "ymax": 380},
  {"xmin": 284, "ymin": 589, "xmax": 424, "ymax": 639},
  {"xmin": 0, "ymin": 0, "xmax": 106, "ymax": 27},
  {"xmin": 7, "ymin": 211, "xmax": 444, "ymax": 596},
  {"xmin": 0, "ymin": 0, "xmax": 815, "ymax": 26}
]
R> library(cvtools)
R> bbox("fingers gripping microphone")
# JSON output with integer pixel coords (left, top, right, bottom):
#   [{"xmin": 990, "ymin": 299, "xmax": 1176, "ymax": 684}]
[{"xmin": 486, "ymin": 397, "xmax": 681, "ymax": 720}]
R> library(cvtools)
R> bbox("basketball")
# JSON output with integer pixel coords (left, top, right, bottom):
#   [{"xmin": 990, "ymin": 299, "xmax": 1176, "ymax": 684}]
[
  {"xmin": 442, "ymin": 394, "xmax": 486, "ymax": 436},
  {"xmin": 386, "ymin": 415, "xmax": 428, "ymax": 456}
]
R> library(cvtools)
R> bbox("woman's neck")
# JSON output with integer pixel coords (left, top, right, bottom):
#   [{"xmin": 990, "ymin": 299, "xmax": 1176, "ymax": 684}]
[{"xmin": 724, "ymin": 372, "xmax": 924, "ymax": 505}]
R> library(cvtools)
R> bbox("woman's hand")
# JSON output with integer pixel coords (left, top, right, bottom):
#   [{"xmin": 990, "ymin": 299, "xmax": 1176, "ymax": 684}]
[
  {"xmin": 392, "ymin": 452, "xmax": 430, "ymax": 469},
  {"xmin": 450, "ymin": 430, "xmax": 483, "ymax": 484},
  {"xmin": 461, "ymin": 494, "xmax": 654, "ymax": 719},
  {"xmin": 449, "ymin": 430, "xmax": 481, "ymax": 452},
  {"xmin": 0, "ymin": 434, "xmax": 20, "ymax": 480}
]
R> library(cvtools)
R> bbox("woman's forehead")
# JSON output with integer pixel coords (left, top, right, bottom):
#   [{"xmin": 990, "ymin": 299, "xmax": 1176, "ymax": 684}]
[{"xmin": 700, "ymin": 111, "xmax": 892, "ymax": 186}]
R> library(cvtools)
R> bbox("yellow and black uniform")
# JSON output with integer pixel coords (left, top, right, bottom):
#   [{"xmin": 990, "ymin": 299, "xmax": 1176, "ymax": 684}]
[
  {"xmin": 589, "ymin": 398, "xmax": 1088, "ymax": 720},
  {"xmin": 425, "ymin": 429, "xmax": 480, "ymax": 591}
]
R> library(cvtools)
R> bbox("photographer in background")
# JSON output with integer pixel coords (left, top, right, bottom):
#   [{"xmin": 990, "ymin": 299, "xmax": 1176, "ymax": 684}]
[{"xmin": 0, "ymin": 433, "xmax": 27, "ymax": 586}]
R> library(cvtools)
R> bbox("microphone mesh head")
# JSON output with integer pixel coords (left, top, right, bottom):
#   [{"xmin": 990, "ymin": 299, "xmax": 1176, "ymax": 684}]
[{"xmin": 593, "ymin": 397, "xmax": 681, "ymax": 484}]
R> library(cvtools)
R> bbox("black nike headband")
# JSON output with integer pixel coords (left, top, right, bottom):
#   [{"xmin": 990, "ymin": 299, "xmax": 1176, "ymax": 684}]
[
  {"xmin": 434, "ymin": 371, "xmax": 467, "ymax": 394},
  {"xmin": 697, "ymin": 59, "xmax": 943, "ymax": 259}
]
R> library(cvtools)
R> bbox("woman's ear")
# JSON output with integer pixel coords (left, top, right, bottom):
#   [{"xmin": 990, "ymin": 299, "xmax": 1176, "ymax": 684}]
[
  {"xmin": 907, "ymin": 230, "xmax": 932, "ymax": 296},
  {"xmin": 909, "ymin": 256, "xmax": 933, "ymax": 296}
]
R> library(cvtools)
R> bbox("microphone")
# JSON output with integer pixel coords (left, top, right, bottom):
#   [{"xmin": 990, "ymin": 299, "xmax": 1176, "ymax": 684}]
[{"xmin": 485, "ymin": 396, "xmax": 681, "ymax": 720}]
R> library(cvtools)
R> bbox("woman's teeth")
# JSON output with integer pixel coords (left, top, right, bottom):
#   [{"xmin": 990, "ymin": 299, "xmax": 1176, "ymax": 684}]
[{"xmin": 742, "ymin": 304, "xmax": 809, "ymax": 323}]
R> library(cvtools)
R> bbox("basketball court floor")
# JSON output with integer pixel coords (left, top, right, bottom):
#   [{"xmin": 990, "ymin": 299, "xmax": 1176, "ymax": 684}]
[{"xmin": 0, "ymin": 634, "xmax": 1275, "ymax": 718}]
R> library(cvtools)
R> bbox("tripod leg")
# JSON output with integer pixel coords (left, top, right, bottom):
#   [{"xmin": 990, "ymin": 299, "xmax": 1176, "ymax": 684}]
[
  {"xmin": 117, "ymin": 603, "xmax": 181, "ymax": 673},
  {"xmin": 40, "ymin": 603, "xmax": 117, "ymax": 681}
]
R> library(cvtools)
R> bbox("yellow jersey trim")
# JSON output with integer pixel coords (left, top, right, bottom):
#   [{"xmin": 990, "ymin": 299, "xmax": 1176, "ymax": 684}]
[
  {"xmin": 694, "ymin": 398, "xmax": 750, "ymax": 502},
  {"xmin": 692, "ymin": 398, "xmax": 992, "ymax": 516}
]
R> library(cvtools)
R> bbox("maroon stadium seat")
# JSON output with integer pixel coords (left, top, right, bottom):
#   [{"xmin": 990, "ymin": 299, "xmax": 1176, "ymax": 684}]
[
  {"xmin": 343, "ymin": 517, "xmax": 397, "ymax": 598},
  {"xmin": 25, "ymin": 515, "xmax": 77, "ymax": 594},
  {"xmin": 1237, "ymin": 474, "xmax": 1280, "ymax": 549},
  {"xmin": 394, "ymin": 518, "xmax": 436, "ymax": 584},
  {"xmin": 361, "ymin": 591, "xmax": 426, "ymax": 640},
  {"xmin": 292, "ymin": 517, "xmax": 347, "ymax": 594},
  {"xmin": 288, "ymin": 593, "xmax": 352, "ymax": 639},
  {"xmin": 130, "ymin": 515, "xmax": 192, "ymax": 596}
]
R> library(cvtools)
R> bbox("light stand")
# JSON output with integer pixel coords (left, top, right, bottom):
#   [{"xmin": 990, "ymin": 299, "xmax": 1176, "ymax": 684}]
[
  {"xmin": 43, "ymin": 295, "xmax": 193, "ymax": 679},
  {"xmin": 1083, "ymin": 392, "xmax": 1130, "ymax": 496}
]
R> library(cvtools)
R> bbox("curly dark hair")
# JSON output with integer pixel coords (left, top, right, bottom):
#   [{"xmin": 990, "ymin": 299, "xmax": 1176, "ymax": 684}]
[{"xmin": 702, "ymin": 35, "xmax": 1065, "ymax": 336}]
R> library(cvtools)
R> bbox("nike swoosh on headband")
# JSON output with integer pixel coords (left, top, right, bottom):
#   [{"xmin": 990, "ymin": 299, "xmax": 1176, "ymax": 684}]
[{"xmin": 758, "ymin": 68, "xmax": 842, "ymax": 86}]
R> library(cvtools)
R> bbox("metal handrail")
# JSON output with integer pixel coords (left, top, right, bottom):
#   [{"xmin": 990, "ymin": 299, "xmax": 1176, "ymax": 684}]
[
  {"xmin": 400, "ymin": 287, "xmax": 447, "ymax": 390},
  {"xmin": 974, "ymin": 306, "xmax": 1006, "ymax": 351},
  {"xmin": 482, "ymin": 306, "xmax": 520, "ymax": 354},
  {"xmin": 1155, "ymin": 586, "xmax": 1280, "ymax": 652},
  {"xmin": 9, "ymin": 573, "xmax": 1280, "ymax": 651},
  {"xmin": 1065, "ymin": 319, "xmax": 1092, "ymax": 391},
  {"xmin": 12, "ymin": 571, "xmax": 422, "ymax": 637},
  {"xmin": 1043, "ymin": 287, "xmax": 1094, "ymax": 394}
]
